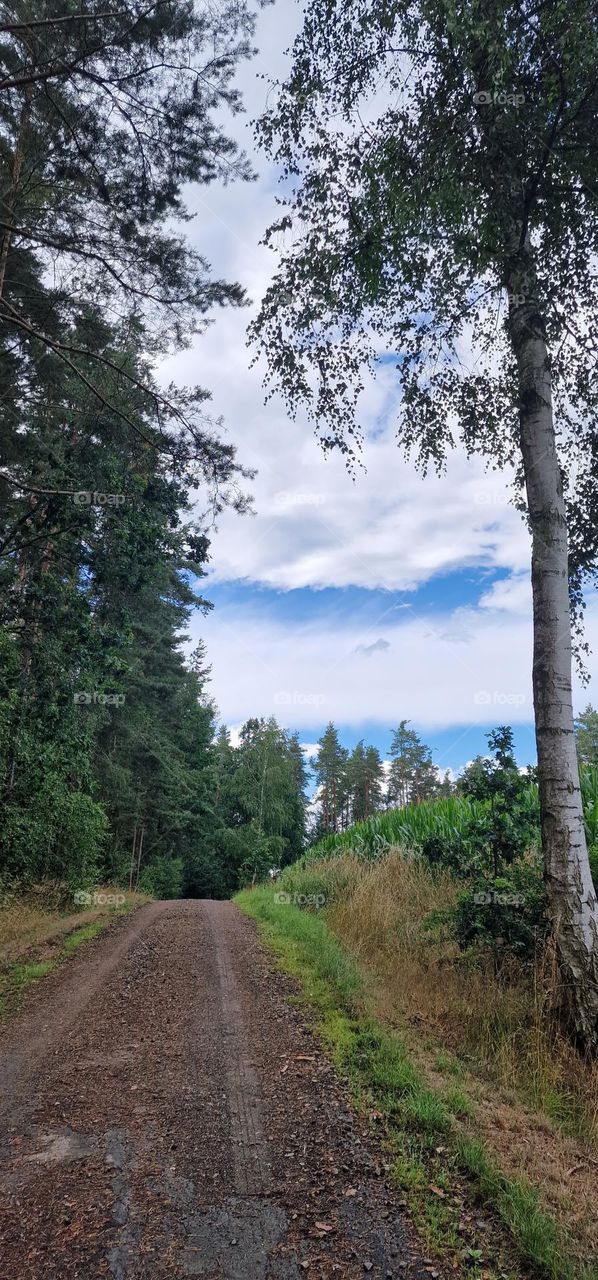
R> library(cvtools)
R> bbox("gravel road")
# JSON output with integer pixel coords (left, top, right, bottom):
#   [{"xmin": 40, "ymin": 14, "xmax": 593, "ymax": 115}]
[{"xmin": 0, "ymin": 900, "xmax": 439, "ymax": 1279}]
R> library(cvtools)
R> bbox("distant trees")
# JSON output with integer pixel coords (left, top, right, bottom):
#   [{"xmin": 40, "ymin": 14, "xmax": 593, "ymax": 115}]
[
  {"xmin": 575, "ymin": 706, "xmax": 598, "ymax": 769},
  {"xmin": 310, "ymin": 720, "xmax": 444, "ymax": 837},
  {"xmin": 387, "ymin": 721, "xmax": 439, "ymax": 807},
  {"xmin": 348, "ymin": 742, "xmax": 384, "ymax": 823},
  {"xmin": 312, "ymin": 722, "xmax": 348, "ymax": 834},
  {"xmin": 211, "ymin": 718, "xmax": 310, "ymax": 890}
]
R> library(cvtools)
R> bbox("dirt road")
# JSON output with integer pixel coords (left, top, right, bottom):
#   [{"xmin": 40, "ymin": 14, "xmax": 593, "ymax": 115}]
[{"xmin": 0, "ymin": 901, "xmax": 437, "ymax": 1279}]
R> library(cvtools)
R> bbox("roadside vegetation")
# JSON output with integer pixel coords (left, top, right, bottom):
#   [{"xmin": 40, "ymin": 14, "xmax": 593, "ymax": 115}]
[
  {"xmin": 0, "ymin": 883, "xmax": 146, "ymax": 1017},
  {"xmin": 236, "ymin": 721, "xmax": 598, "ymax": 1279},
  {"xmin": 238, "ymin": 886, "xmax": 598, "ymax": 1280}
]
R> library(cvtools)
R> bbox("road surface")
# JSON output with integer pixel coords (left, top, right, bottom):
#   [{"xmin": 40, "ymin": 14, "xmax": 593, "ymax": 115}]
[{"xmin": 0, "ymin": 900, "xmax": 437, "ymax": 1279}]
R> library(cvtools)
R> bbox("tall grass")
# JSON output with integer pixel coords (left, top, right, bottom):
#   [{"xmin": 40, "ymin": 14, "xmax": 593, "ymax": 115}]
[{"xmin": 277, "ymin": 852, "xmax": 598, "ymax": 1144}]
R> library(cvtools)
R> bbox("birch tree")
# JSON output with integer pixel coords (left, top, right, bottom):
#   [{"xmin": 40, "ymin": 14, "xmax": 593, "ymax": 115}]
[{"xmin": 251, "ymin": 0, "xmax": 598, "ymax": 1050}]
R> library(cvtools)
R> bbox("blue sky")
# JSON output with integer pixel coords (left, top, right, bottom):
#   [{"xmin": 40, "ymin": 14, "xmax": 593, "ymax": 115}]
[{"xmin": 161, "ymin": 0, "xmax": 598, "ymax": 779}]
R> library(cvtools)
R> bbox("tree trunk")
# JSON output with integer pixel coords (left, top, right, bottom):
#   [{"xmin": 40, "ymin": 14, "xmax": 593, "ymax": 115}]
[
  {"xmin": 0, "ymin": 85, "xmax": 31, "ymax": 299},
  {"xmin": 129, "ymin": 824, "xmax": 137, "ymax": 893},
  {"xmin": 508, "ymin": 251, "xmax": 598, "ymax": 1054},
  {"xmin": 134, "ymin": 825, "xmax": 144, "ymax": 890}
]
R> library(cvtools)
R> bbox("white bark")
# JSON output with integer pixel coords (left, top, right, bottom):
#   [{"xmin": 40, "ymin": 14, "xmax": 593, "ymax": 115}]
[{"xmin": 508, "ymin": 254, "xmax": 598, "ymax": 1053}]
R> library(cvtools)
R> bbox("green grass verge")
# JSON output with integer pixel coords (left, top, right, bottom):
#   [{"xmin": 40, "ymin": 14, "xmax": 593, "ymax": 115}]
[
  {"xmin": 61, "ymin": 921, "xmax": 106, "ymax": 955},
  {"xmin": 0, "ymin": 957, "xmax": 58, "ymax": 1016},
  {"xmin": 236, "ymin": 886, "xmax": 597, "ymax": 1280},
  {"xmin": 0, "ymin": 904, "xmax": 135, "ymax": 1017}
]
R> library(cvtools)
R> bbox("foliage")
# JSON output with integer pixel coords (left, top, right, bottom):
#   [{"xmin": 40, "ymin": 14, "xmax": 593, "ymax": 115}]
[
  {"xmin": 575, "ymin": 706, "xmax": 598, "ymax": 768},
  {"xmin": 456, "ymin": 728, "xmax": 541, "ymax": 875},
  {"xmin": 388, "ymin": 721, "xmax": 440, "ymax": 806},
  {"xmin": 138, "ymin": 856, "xmax": 184, "ymax": 901},
  {"xmin": 214, "ymin": 719, "xmax": 310, "ymax": 887},
  {"xmin": 305, "ymin": 793, "xmax": 492, "ymax": 866},
  {"xmin": 311, "ymin": 722, "xmax": 348, "ymax": 835},
  {"xmin": 449, "ymin": 861, "xmax": 548, "ymax": 965},
  {"xmin": 0, "ymin": 0, "xmax": 258, "ymax": 899},
  {"xmin": 347, "ymin": 740, "xmax": 385, "ymax": 822}
]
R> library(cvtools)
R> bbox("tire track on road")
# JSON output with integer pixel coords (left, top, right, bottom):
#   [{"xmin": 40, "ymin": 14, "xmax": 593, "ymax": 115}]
[{"xmin": 202, "ymin": 900, "xmax": 272, "ymax": 1198}]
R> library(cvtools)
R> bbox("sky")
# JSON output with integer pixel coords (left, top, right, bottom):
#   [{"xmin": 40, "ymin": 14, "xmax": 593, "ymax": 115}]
[{"xmin": 161, "ymin": 0, "xmax": 598, "ymax": 776}]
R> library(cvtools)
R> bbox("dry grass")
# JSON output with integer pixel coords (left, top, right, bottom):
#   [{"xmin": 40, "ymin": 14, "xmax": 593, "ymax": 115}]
[
  {"xmin": 281, "ymin": 850, "xmax": 598, "ymax": 1257},
  {"xmin": 0, "ymin": 883, "xmax": 148, "ymax": 967},
  {"xmin": 324, "ymin": 851, "xmax": 598, "ymax": 1143}
]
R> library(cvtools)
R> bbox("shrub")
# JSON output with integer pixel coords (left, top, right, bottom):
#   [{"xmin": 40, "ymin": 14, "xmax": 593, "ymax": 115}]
[
  {"xmin": 138, "ymin": 856, "xmax": 183, "ymax": 900},
  {"xmin": 449, "ymin": 860, "xmax": 548, "ymax": 964}
]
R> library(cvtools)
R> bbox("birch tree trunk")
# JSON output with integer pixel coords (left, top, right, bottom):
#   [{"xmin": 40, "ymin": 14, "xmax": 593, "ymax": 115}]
[{"xmin": 507, "ymin": 250, "xmax": 598, "ymax": 1053}]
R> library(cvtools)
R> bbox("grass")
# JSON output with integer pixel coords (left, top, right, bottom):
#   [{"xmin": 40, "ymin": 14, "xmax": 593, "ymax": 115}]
[
  {"xmin": 237, "ymin": 885, "xmax": 598, "ymax": 1280},
  {"xmin": 61, "ymin": 921, "xmax": 106, "ymax": 955},
  {"xmin": 279, "ymin": 851, "xmax": 598, "ymax": 1146},
  {"xmin": 0, "ymin": 883, "xmax": 146, "ymax": 1016}
]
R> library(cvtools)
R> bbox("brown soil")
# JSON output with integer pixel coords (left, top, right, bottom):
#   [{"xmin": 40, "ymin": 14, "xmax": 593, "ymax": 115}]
[{"xmin": 0, "ymin": 900, "xmax": 443, "ymax": 1279}]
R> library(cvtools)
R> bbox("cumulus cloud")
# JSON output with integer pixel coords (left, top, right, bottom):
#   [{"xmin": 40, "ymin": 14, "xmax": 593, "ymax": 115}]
[{"xmin": 195, "ymin": 593, "xmax": 598, "ymax": 733}]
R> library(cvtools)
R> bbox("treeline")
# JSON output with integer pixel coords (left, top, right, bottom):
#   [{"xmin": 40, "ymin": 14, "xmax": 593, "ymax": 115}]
[
  {"xmin": 0, "ymin": 1, "xmax": 256, "ymax": 897},
  {"xmin": 311, "ymin": 719, "xmax": 452, "ymax": 839}
]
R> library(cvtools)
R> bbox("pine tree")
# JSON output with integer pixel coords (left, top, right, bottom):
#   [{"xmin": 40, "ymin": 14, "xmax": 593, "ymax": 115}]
[
  {"xmin": 313, "ymin": 722, "xmax": 348, "ymax": 834},
  {"xmin": 387, "ymin": 722, "xmax": 437, "ymax": 808},
  {"xmin": 348, "ymin": 740, "xmax": 384, "ymax": 822}
]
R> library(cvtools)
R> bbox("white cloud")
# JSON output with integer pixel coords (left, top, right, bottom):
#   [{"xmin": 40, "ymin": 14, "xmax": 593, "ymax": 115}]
[
  {"xmin": 195, "ymin": 588, "xmax": 598, "ymax": 735},
  {"xmin": 158, "ymin": 3, "xmax": 532, "ymax": 599},
  {"xmin": 479, "ymin": 573, "xmax": 532, "ymax": 613}
]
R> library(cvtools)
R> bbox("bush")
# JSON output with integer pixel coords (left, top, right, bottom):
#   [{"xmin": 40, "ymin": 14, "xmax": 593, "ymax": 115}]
[
  {"xmin": 138, "ymin": 856, "xmax": 183, "ymax": 899},
  {"xmin": 449, "ymin": 860, "xmax": 548, "ymax": 964}
]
